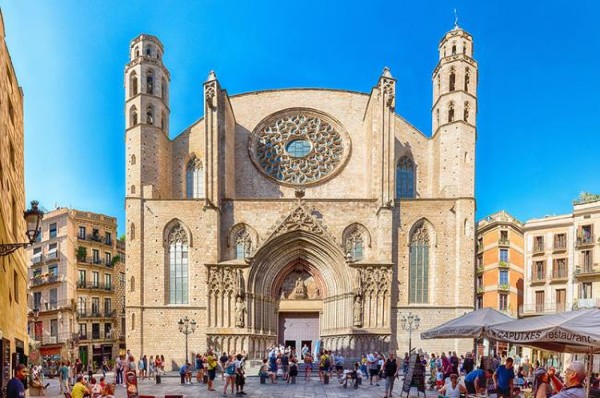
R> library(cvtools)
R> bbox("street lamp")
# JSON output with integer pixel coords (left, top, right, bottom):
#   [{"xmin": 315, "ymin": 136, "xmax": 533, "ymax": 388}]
[
  {"xmin": 0, "ymin": 200, "xmax": 44, "ymax": 257},
  {"xmin": 400, "ymin": 312, "xmax": 421, "ymax": 354},
  {"xmin": 178, "ymin": 316, "xmax": 196, "ymax": 364}
]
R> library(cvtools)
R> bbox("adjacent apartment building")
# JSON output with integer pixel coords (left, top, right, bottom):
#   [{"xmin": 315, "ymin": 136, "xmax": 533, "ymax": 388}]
[
  {"xmin": 27, "ymin": 208, "xmax": 125, "ymax": 367},
  {"xmin": 475, "ymin": 211, "xmax": 524, "ymax": 319},
  {"xmin": 0, "ymin": 8, "xmax": 29, "ymax": 396},
  {"xmin": 522, "ymin": 193, "xmax": 600, "ymax": 367}
]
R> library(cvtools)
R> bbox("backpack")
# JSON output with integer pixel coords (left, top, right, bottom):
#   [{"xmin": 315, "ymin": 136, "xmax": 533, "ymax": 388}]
[
  {"xmin": 323, "ymin": 356, "xmax": 331, "ymax": 369},
  {"xmin": 225, "ymin": 363, "xmax": 236, "ymax": 375}
]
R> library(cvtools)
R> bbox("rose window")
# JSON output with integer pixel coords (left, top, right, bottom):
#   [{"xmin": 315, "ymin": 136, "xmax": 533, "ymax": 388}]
[{"xmin": 249, "ymin": 109, "xmax": 350, "ymax": 185}]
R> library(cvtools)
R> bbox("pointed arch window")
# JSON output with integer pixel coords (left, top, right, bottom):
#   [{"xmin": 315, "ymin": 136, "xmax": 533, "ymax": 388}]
[
  {"xmin": 449, "ymin": 68, "xmax": 456, "ymax": 91},
  {"xmin": 129, "ymin": 106, "xmax": 138, "ymax": 127},
  {"xmin": 168, "ymin": 223, "xmax": 189, "ymax": 304},
  {"xmin": 130, "ymin": 154, "xmax": 136, "ymax": 166},
  {"xmin": 146, "ymin": 105, "xmax": 154, "ymax": 125},
  {"xmin": 346, "ymin": 230, "xmax": 364, "ymax": 261},
  {"xmin": 464, "ymin": 102, "xmax": 470, "ymax": 122},
  {"xmin": 129, "ymin": 71, "xmax": 138, "ymax": 97},
  {"xmin": 451, "ymin": 44, "xmax": 457, "ymax": 55},
  {"xmin": 146, "ymin": 70, "xmax": 154, "ymax": 94},
  {"xmin": 186, "ymin": 156, "xmax": 204, "ymax": 199},
  {"xmin": 134, "ymin": 47, "xmax": 140, "ymax": 58},
  {"xmin": 235, "ymin": 229, "xmax": 252, "ymax": 259},
  {"xmin": 409, "ymin": 222, "xmax": 430, "ymax": 303},
  {"xmin": 448, "ymin": 102, "xmax": 455, "ymax": 123},
  {"xmin": 464, "ymin": 68, "xmax": 470, "ymax": 92},
  {"xmin": 396, "ymin": 156, "xmax": 415, "ymax": 199}
]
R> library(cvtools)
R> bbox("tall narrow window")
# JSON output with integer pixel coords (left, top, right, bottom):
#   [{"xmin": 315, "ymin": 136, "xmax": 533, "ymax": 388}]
[
  {"xmin": 448, "ymin": 102, "xmax": 455, "ymax": 122},
  {"xmin": 168, "ymin": 223, "xmax": 189, "ymax": 304},
  {"xmin": 451, "ymin": 44, "xmax": 457, "ymax": 55},
  {"xmin": 409, "ymin": 222, "xmax": 430, "ymax": 303},
  {"xmin": 134, "ymin": 47, "xmax": 140, "ymax": 58},
  {"xmin": 129, "ymin": 71, "xmax": 138, "ymax": 97},
  {"xmin": 161, "ymin": 111, "xmax": 166, "ymax": 131},
  {"xmin": 464, "ymin": 68, "xmax": 470, "ymax": 92},
  {"xmin": 235, "ymin": 229, "xmax": 252, "ymax": 259},
  {"xmin": 396, "ymin": 156, "xmax": 415, "ymax": 199},
  {"xmin": 146, "ymin": 70, "xmax": 154, "ymax": 94},
  {"xmin": 345, "ymin": 229, "xmax": 364, "ymax": 261},
  {"xmin": 186, "ymin": 156, "xmax": 204, "ymax": 199},
  {"xmin": 449, "ymin": 68, "xmax": 456, "ymax": 91},
  {"xmin": 146, "ymin": 105, "xmax": 154, "ymax": 125},
  {"xmin": 130, "ymin": 223, "xmax": 135, "ymax": 240},
  {"xmin": 464, "ymin": 102, "xmax": 470, "ymax": 122},
  {"xmin": 463, "ymin": 42, "xmax": 467, "ymax": 54},
  {"xmin": 130, "ymin": 106, "xmax": 138, "ymax": 127},
  {"xmin": 161, "ymin": 77, "xmax": 167, "ymax": 100}
]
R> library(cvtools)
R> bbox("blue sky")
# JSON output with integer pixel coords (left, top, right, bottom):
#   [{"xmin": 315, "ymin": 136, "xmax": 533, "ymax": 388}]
[{"xmin": 2, "ymin": 1, "xmax": 599, "ymax": 235}]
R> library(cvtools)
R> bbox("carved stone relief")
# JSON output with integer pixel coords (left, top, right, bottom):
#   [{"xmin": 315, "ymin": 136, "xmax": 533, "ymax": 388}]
[{"xmin": 279, "ymin": 269, "xmax": 321, "ymax": 300}]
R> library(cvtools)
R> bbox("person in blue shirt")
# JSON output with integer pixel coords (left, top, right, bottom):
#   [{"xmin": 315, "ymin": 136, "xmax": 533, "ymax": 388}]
[
  {"xmin": 7, "ymin": 364, "xmax": 27, "ymax": 398},
  {"xmin": 465, "ymin": 368, "xmax": 493, "ymax": 394},
  {"xmin": 494, "ymin": 357, "xmax": 516, "ymax": 398}
]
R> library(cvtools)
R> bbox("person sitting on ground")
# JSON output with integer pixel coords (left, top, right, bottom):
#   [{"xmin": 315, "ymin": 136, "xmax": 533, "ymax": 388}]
[
  {"xmin": 438, "ymin": 373, "xmax": 468, "ymax": 398},
  {"xmin": 260, "ymin": 358, "xmax": 277, "ymax": 384},
  {"xmin": 548, "ymin": 361, "xmax": 587, "ymax": 398}
]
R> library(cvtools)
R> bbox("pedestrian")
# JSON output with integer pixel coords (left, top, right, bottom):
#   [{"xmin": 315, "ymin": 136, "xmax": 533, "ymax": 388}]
[
  {"xmin": 206, "ymin": 350, "xmax": 218, "ymax": 391},
  {"xmin": 101, "ymin": 357, "xmax": 108, "ymax": 378},
  {"xmin": 59, "ymin": 361, "xmax": 70, "ymax": 394},
  {"xmin": 368, "ymin": 352, "xmax": 379, "ymax": 386},
  {"xmin": 304, "ymin": 352, "xmax": 313, "ymax": 381},
  {"xmin": 383, "ymin": 352, "xmax": 399, "ymax": 398},
  {"xmin": 179, "ymin": 362, "xmax": 190, "ymax": 385},
  {"xmin": 402, "ymin": 352, "xmax": 410, "ymax": 374},
  {"xmin": 71, "ymin": 375, "xmax": 92, "ymax": 398},
  {"xmin": 493, "ymin": 357, "xmax": 515, "ymax": 398},
  {"xmin": 148, "ymin": 355, "xmax": 155, "ymax": 380},
  {"xmin": 281, "ymin": 351, "xmax": 289, "ymax": 381},
  {"xmin": 532, "ymin": 368, "xmax": 550, "ymax": 398},
  {"xmin": 220, "ymin": 352, "xmax": 229, "ymax": 381},
  {"xmin": 223, "ymin": 355, "xmax": 236, "ymax": 396},
  {"xmin": 7, "ymin": 364, "xmax": 27, "ymax": 398},
  {"xmin": 195, "ymin": 354, "xmax": 203, "ymax": 383},
  {"xmin": 461, "ymin": 352, "xmax": 474, "ymax": 375},
  {"xmin": 288, "ymin": 355, "xmax": 298, "ymax": 384},
  {"xmin": 451, "ymin": 352, "xmax": 459, "ymax": 375},
  {"xmin": 234, "ymin": 353, "xmax": 246, "ymax": 395},
  {"xmin": 335, "ymin": 352, "xmax": 345, "ymax": 379},
  {"xmin": 87, "ymin": 359, "xmax": 93, "ymax": 381},
  {"xmin": 115, "ymin": 355, "xmax": 123, "ymax": 385}
]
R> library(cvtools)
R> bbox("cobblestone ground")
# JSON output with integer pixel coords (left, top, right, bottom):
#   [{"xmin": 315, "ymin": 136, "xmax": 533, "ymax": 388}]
[{"xmin": 38, "ymin": 372, "xmax": 438, "ymax": 398}]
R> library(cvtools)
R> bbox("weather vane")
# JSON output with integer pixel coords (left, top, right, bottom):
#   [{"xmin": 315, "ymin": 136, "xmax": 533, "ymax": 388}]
[{"xmin": 453, "ymin": 9, "xmax": 459, "ymax": 29}]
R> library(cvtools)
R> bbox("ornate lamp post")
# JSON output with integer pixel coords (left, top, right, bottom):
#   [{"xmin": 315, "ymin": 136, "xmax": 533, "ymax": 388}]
[
  {"xmin": 178, "ymin": 316, "xmax": 196, "ymax": 364},
  {"xmin": 400, "ymin": 312, "xmax": 421, "ymax": 354},
  {"xmin": 0, "ymin": 200, "xmax": 44, "ymax": 256}
]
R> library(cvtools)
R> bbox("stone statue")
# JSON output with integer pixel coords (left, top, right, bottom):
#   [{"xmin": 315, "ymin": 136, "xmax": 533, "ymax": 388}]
[
  {"xmin": 235, "ymin": 296, "xmax": 246, "ymax": 328},
  {"xmin": 293, "ymin": 277, "xmax": 307, "ymax": 299},
  {"xmin": 236, "ymin": 269, "xmax": 244, "ymax": 297},
  {"xmin": 353, "ymin": 295, "xmax": 362, "ymax": 327}
]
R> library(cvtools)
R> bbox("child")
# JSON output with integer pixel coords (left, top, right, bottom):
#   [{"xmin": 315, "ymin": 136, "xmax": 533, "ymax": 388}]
[{"xmin": 436, "ymin": 367, "xmax": 444, "ymax": 389}]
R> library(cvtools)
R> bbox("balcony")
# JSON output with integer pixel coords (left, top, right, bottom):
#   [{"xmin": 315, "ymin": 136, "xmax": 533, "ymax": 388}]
[
  {"xmin": 530, "ymin": 274, "xmax": 546, "ymax": 285},
  {"xmin": 532, "ymin": 244, "xmax": 545, "ymax": 255},
  {"xmin": 553, "ymin": 242, "xmax": 567, "ymax": 252},
  {"xmin": 519, "ymin": 303, "xmax": 566, "ymax": 316},
  {"xmin": 476, "ymin": 287, "xmax": 484, "ymax": 295},
  {"xmin": 498, "ymin": 238, "xmax": 510, "ymax": 247},
  {"xmin": 30, "ymin": 274, "xmax": 64, "ymax": 287},
  {"xmin": 576, "ymin": 235, "xmax": 595, "ymax": 248},
  {"xmin": 34, "ymin": 332, "xmax": 79, "ymax": 346},
  {"xmin": 498, "ymin": 261, "xmax": 509, "ymax": 269},
  {"xmin": 79, "ymin": 233, "xmax": 113, "ymax": 247},
  {"xmin": 498, "ymin": 283, "xmax": 510, "ymax": 292},
  {"xmin": 77, "ymin": 256, "xmax": 115, "ymax": 269},
  {"xmin": 551, "ymin": 269, "xmax": 569, "ymax": 283},
  {"xmin": 574, "ymin": 264, "xmax": 600, "ymax": 280},
  {"xmin": 46, "ymin": 251, "xmax": 59, "ymax": 262},
  {"xmin": 576, "ymin": 298, "xmax": 600, "ymax": 309},
  {"xmin": 78, "ymin": 330, "xmax": 117, "ymax": 341},
  {"xmin": 77, "ymin": 310, "xmax": 117, "ymax": 319},
  {"xmin": 29, "ymin": 299, "xmax": 75, "ymax": 315},
  {"xmin": 77, "ymin": 281, "xmax": 114, "ymax": 292},
  {"xmin": 31, "ymin": 255, "xmax": 44, "ymax": 265}
]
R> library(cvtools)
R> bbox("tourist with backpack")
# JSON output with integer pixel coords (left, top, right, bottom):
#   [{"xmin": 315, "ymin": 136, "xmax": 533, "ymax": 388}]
[{"xmin": 223, "ymin": 355, "xmax": 236, "ymax": 396}]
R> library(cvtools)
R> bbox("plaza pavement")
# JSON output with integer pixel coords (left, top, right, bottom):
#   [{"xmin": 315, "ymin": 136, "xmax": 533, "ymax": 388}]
[{"xmin": 37, "ymin": 371, "xmax": 437, "ymax": 398}]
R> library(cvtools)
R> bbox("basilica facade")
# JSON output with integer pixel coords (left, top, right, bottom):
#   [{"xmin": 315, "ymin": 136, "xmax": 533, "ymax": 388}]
[{"xmin": 125, "ymin": 25, "xmax": 478, "ymax": 365}]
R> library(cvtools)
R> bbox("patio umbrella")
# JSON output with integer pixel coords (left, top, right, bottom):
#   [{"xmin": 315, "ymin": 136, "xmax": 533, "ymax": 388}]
[
  {"xmin": 420, "ymin": 307, "xmax": 514, "ymax": 339},
  {"xmin": 484, "ymin": 308, "xmax": 600, "ymax": 353}
]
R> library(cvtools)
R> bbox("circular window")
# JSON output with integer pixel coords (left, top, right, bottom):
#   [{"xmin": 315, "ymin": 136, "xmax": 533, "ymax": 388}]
[
  {"xmin": 248, "ymin": 109, "xmax": 351, "ymax": 186},
  {"xmin": 286, "ymin": 139, "xmax": 312, "ymax": 158}
]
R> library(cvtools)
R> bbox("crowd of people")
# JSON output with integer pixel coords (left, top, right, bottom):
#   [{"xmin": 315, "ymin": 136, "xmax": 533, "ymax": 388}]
[{"xmin": 5, "ymin": 347, "xmax": 596, "ymax": 398}]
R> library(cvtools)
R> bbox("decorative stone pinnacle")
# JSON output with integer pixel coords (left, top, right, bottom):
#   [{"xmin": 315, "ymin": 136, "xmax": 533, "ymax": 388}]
[
  {"xmin": 206, "ymin": 70, "xmax": 217, "ymax": 82},
  {"xmin": 382, "ymin": 67, "xmax": 392, "ymax": 78}
]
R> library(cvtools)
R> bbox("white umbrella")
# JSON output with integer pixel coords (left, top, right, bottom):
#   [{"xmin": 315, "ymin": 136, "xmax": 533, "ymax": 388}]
[{"xmin": 420, "ymin": 307, "xmax": 514, "ymax": 339}]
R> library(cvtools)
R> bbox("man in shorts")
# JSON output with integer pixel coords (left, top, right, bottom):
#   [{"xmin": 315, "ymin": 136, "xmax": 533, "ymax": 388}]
[{"xmin": 206, "ymin": 350, "xmax": 217, "ymax": 392}]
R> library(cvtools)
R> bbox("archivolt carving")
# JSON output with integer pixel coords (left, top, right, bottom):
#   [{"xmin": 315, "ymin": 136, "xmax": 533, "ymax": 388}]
[
  {"xmin": 248, "ymin": 109, "xmax": 350, "ymax": 185},
  {"xmin": 207, "ymin": 266, "xmax": 242, "ymax": 328},
  {"xmin": 410, "ymin": 219, "xmax": 432, "ymax": 245},
  {"xmin": 227, "ymin": 223, "xmax": 258, "ymax": 257},
  {"xmin": 166, "ymin": 221, "xmax": 189, "ymax": 246},
  {"xmin": 187, "ymin": 153, "xmax": 203, "ymax": 171}
]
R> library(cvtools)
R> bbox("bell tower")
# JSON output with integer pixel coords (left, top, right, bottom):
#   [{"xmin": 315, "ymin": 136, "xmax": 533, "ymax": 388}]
[
  {"xmin": 432, "ymin": 24, "xmax": 478, "ymax": 197},
  {"xmin": 125, "ymin": 34, "xmax": 171, "ymax": 200}
]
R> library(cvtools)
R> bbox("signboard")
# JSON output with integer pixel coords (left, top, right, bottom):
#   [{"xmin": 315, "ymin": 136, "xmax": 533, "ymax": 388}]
[
  {"xmin": 125, "ymin": 370, "xmax": 138, "ymax": 398},
  {"xmin": 401, "ymin": 353, "xmax": 425, "ymax": 398}
]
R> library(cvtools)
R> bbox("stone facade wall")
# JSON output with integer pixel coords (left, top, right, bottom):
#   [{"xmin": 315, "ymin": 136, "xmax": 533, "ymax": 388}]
[{"xmin": 126, "ymin": 27, "xmax": 477, "ymax": 365}]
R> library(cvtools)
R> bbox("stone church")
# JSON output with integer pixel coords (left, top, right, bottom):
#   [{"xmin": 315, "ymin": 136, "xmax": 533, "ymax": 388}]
[{"xmin": 125, "ymin": 25, "xmax": 477, "ymax": 364}]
